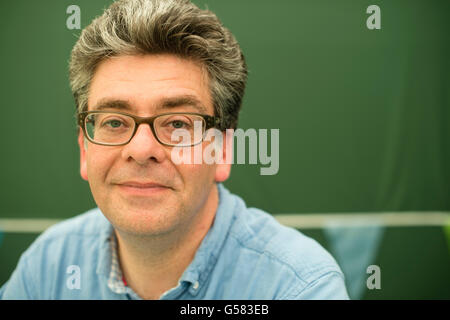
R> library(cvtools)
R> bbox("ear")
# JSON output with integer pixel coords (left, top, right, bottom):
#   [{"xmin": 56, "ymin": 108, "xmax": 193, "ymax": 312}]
[
  {"xmin": 77, "ymin": 128, "xmax": 89, "ymax": 181},
  {"xmin": 214, "ymin": 130, "xmax": 233, "ymax": 183}
]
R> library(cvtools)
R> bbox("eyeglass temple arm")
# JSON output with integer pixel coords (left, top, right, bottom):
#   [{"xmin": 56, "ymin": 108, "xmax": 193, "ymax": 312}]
[{"xmin": 205, "ymin": 116, "xmax": 222, "ymax": 129}]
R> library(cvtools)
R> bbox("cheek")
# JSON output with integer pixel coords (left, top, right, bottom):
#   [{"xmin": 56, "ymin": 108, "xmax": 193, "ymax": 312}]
[
  {"xmin": 177, "ymin": 162, "xmax": 217, "ymax": 193},
  {"xmin": 86, "ymin": 147, "xmax": 115, "ymax": 186},
  {"xmin": 169, "ymin": 143, "xmax": 214, "ymax": 180}
]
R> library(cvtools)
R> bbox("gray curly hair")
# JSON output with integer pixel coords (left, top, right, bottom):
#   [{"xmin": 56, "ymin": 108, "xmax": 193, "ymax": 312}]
[{"xmin": 69, "ymin": 0, "xmax": 247, "ymax": 130}]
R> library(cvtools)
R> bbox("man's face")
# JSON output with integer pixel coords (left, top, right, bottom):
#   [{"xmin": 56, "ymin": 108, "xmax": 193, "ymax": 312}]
[{"xmin": 78, "ymin": 54, "xmax": 231, "ymax": 236}]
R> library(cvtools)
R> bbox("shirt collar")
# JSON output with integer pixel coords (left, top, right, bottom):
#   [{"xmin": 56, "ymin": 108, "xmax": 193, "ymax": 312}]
[
  {"xmin": 178, "ymin": 183, "xmax": 237, "ymax": 293},
  {"xmin": 96, "ymin": 215, "xmax": 114, "ymax": 278},
  {"xmin": 96, "ymin": 220, "xmax": 142, "ymax": 299}
]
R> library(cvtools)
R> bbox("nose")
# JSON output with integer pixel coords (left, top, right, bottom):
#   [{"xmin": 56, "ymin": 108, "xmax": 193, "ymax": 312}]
[{"xmin": 121, "ymin": 123, "xmax": 167, "ymax": 164}]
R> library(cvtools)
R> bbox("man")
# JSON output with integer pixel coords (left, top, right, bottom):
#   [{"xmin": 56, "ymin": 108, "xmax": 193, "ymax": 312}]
[{"xmin": 0, "ymin": 0, "xmax": 349, "ymax": 299}]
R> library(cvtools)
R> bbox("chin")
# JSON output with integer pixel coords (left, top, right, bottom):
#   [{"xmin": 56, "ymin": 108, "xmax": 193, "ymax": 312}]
[{"xmin": 108, "ymin": 206, "xmax": 182, "ymax": 237}]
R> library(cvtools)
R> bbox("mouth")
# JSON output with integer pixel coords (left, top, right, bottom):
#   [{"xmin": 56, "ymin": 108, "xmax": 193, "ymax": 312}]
[{"xmin": 116, "ymin": 181, "xmax": 171, "ymax": 196}]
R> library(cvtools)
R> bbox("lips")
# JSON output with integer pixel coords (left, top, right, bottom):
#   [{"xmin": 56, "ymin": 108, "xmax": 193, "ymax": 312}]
[
  {"xmin": 119, "ymin": 181, "xmax": 168, "ymax": 189},
  {"xmin": 116, "ymin": 181, "xmax": 171, "ymax": 197}
]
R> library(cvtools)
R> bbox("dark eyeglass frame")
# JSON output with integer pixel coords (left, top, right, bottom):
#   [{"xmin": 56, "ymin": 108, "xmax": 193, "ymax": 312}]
[{"xmin": 77, "ymin": 110, "xmax": 222, "ymax": 147}]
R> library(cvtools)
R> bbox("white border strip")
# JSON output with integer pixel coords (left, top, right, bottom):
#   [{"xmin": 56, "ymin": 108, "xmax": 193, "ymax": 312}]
[
  {"xmin": 0, "ymin": 212, "xmax": 449, "ymax": 233},
  {"xmin": 0, "ymin": 219, "xmax": 61, "ymax": 233},
  {"xmin": 274, "ymin": 212, "xmax": 450, "ymax": 229}
]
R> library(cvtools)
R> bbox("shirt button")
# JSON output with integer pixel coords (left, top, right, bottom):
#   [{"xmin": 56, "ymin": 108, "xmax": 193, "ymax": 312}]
[{"xmin": 193, "ymin": 281, "xmax": 199, "ymax": 290}]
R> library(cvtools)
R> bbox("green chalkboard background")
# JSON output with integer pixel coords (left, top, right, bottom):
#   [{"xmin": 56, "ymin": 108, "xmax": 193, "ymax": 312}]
[{"xmin": 0, "ymin": 0, "xmax": 449, "ymax": 299}]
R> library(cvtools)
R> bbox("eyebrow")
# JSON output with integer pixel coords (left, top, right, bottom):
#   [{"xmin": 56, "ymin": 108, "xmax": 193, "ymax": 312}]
[{"xmin": 92, "ymin": 95, "xmax": 208, "ymax": 114}]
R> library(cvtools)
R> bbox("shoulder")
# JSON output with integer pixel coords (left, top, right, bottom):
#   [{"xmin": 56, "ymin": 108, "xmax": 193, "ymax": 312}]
[
  {"xmin": 33, "ymin": 207, "xmax": 109, "ymax": 243},
  {"xmin": 231, "ymin": 206, "xmax": 343, "ymax": 277},
  {"xmin": 224, "ymin": 193, "xmax": 348, "ymax": 299},
  {"xmin": 19, "ymin": 207, "xmax": 111, "ymax": 271},
  {"xmin": 1, "ymin": 208, "xmax": 110, "ymax": 299},
  {"xmin": 20, "ymin": 208, "xmax": 106, "ymax": 255}
]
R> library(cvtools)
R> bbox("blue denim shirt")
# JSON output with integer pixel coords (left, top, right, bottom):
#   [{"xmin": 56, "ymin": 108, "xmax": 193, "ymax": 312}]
[{"xmin": 0, "ymin": 183, "xmax": 349, "ymax": 299}]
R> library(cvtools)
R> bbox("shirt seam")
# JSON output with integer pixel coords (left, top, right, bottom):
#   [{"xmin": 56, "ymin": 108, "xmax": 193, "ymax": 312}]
[
  {"xmin": 25, "ymin": 232, "xmax": 107, "ymax": 256},
  {"xmin": 41, "ymin": 232, "xmax": 104, "ymax": 241},
  {"xmin": 23, "ymin": 254, "xmax": 38, "ymax": 298},
  {"xmin": 228, "ymin": 229, "xmax": 341, "ymax": 286},
  {"xmin": 279, "ymin": 270, "xmax": 345, "ymax": 300}
]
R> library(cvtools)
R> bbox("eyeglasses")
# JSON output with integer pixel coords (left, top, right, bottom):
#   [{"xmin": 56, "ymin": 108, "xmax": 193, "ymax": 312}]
[{"xmin": 78, "ymin": 111, "xmax": 222, "ymax": 147}]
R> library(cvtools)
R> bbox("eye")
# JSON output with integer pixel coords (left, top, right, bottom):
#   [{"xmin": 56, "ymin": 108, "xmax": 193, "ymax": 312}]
[
  {"xmin": 161, "ymin": 116, "xmax": 193, "ymax": 129},
  {"xmin": 104, "ymin": 119, "xmax": 123, "ymax": 128},
  {"xmin": 98, "ymin": 116, "xmax": 131, "ymax": 131},
  {"xmin": 170, "ymin": 120, "xmax": 188, "ymax": 129}
]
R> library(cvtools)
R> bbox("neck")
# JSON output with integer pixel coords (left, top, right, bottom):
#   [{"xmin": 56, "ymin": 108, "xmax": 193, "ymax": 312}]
[{"xmin": 114, "ymin": 183, "xmax": 219, "ymax": 300}]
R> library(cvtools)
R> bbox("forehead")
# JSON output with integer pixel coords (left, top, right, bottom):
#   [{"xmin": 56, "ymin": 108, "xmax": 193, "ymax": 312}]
[{"xmin": 87, "ymin": 54, "xmax": 213, "ymax": 115}]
